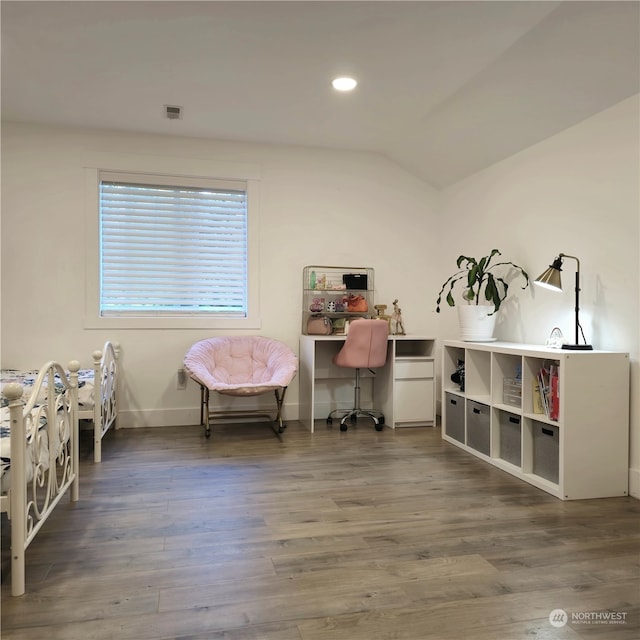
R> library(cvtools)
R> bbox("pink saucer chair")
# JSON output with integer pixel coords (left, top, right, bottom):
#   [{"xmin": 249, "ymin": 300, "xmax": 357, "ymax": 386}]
[{"xmin": 184, "ymin": 336, "xmax": 298, "ymax": 438}]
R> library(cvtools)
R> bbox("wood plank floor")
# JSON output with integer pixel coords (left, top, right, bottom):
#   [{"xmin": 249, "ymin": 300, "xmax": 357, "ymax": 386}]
[{"xmin": 2, "ymin": 420, "xmax": 639, "ymax": 639}]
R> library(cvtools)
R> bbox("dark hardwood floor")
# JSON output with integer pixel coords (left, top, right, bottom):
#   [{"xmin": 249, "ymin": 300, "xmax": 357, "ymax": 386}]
[{"xmin": 2, "ymin": 420, "xmax": 639, "ymax": 639}]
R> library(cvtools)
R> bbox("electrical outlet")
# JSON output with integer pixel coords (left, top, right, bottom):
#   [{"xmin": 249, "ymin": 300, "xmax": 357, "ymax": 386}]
[{"xmin": 177, "ymin": 368, "xmax": 187, "ymax": 390}]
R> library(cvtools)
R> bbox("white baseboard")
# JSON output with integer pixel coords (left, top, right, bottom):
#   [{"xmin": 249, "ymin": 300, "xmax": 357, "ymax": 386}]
[
  {"xmin": 117, "ymin": 403, "xmax": 300, "ymax": 429},
  {"xmin": 118, "ymin": 408, "xmax": 199, "ymax": 428},
  {"xmin": 629, "ymin": 467, "xmax": 640, "ymax": 499}
]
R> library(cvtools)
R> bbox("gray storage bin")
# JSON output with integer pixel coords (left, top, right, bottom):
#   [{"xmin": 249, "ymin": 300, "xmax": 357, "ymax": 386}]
[
  {"xmin": 499, "ymin": 412, "xmax": 521, "ymax": 466},
  {"xmin": 466, "ymin": 400, "xmax": 490, "ymax": 455},
  {"xmin": 533, "ymin": 422, "xmax": 559, "ymax": 483},
  {"xmin": 445, "ymin": 392, "xmax": 465, "ymax": 443}
]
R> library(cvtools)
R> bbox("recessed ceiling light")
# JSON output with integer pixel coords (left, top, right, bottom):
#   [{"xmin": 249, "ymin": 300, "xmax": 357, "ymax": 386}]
[{"xmin": 332, "ymin": 77, "xmax": 357, "ymax": 92}]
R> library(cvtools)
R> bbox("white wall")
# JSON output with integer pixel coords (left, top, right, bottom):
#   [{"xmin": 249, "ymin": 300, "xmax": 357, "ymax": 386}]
[
  {"xmin": 2, "ymin": 94, "xmax": 638, "ymax": 496},
  {"xmin": 436, "ymin": 95, "xmax": 640, "ymax": 496},
  {"xmin": 1, "ymin": 123, "xmax": 440, "ymax": 426}
]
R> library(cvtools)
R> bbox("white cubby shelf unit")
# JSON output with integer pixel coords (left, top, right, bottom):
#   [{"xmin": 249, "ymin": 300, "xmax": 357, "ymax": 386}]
[{"xmin": 441, "ymin": 340, "xmax": 629, "ymax": 500}]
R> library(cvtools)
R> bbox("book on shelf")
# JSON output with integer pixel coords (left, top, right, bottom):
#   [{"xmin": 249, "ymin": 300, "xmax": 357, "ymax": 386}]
[
  {"xmin": 549, "ymin": 364, "xmax": 560, "ymax": 421},
  {"xmin": 535, "ymin": 362, "xmax": 560, "ymax": 420},
  {"xmin": 537, "ymin": 367, "xmax": 549, "ymax": 417},
  {"xmin": 533, "ymin": 379, "xmax": 545, "ymax": 414}
]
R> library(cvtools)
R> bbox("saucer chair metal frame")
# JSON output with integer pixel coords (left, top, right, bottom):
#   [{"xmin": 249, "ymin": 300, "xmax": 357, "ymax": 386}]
[{"xmin": 198, "ymin": 385, "xmax": 289, "ymax": 438}]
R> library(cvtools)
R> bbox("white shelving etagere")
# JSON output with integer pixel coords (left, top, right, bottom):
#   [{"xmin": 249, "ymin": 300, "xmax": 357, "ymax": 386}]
[{"xmin": 441, "ymin": 340, "xmax": 629, "ymax": 500}]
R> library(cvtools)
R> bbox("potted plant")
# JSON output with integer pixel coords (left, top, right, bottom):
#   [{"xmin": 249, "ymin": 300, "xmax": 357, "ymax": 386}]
[{"xmin": 436, "ymin": 249, "xmax": 529, "ymax": 341}]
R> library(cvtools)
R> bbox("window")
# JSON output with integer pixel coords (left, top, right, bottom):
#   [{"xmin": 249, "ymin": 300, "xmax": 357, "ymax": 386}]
[
  {"xmin": 84, "ymin": 154, "xmax": 260, "ymax": 330},
  {"xmin": 99, "ymin": 171, "xmax": 249, "ymax": 319}
]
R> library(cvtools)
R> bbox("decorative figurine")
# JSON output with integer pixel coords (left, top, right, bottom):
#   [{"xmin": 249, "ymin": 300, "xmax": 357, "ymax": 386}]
[
  {"xmin": 374, "ymin": 304, "xmax": 392, "ymax": 332},
  {"xmin": 392, "ymin": 299, "xmax": 406, "ymax": 335}
]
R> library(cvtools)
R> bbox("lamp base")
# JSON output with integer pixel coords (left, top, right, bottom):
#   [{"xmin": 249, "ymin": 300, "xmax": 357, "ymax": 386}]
[{"xmin": 562, "ymin": 344, "xmax": 593, "ymax": 351}]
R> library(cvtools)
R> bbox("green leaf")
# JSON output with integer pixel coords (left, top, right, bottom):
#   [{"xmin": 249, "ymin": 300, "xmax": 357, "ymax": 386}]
[{"xmin": 467, "ymin": 265, "xmax": 478, "ymax": 288}]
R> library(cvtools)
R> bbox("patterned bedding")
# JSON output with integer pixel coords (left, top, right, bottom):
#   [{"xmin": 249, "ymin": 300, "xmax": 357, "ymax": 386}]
[{"xmin": 0, "ymin": 368, "xmax": 94, "ymax": 489}]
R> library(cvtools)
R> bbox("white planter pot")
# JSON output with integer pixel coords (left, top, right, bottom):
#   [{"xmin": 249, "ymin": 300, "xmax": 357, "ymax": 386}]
[{"xmin": 457, "ymin": 305, "xmax": 497, "ymax": 342}]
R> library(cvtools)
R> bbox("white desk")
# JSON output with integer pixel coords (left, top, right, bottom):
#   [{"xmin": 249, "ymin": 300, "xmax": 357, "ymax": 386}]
[{"xmin": 299, "ymin": 334, "xmax": 436, "ymax": 432}]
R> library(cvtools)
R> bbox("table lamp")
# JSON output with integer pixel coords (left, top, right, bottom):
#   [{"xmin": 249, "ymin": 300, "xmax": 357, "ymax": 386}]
[{"xmin": 534, "ymin": 253, "xmax": 593, "ymax": 350}]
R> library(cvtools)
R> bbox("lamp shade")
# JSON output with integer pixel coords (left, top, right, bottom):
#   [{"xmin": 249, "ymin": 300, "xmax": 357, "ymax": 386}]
[{"xmin": 534, "ymin": 257, "xmax": 563, "ymax": 291}]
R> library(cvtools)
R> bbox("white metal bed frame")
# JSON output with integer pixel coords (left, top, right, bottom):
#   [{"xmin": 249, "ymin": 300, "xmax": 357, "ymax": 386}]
[
  {"xmin": 79, "ymin": 341, "xmax": 120, "ymax": 462},
  {"xmin": 1, "ymin": 361, "xmax": 80, "ymax": 596}
]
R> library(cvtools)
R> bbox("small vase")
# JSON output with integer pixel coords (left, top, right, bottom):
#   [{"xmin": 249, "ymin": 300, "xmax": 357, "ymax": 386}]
[{"xmin": 457, "ymin": 305, "xmax": 497, "ymax": 342}]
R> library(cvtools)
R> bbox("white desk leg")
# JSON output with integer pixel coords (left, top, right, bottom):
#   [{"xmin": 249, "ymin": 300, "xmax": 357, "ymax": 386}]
[{"xmin": 299, "ymin": 337, "xmax": 316, "ymax": 432}]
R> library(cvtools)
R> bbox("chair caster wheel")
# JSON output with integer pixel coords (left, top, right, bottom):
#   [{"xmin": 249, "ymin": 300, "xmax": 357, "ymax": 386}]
[
  {"xmin": 350, "ymin": 414, "xmax": 357, "ymax": 423},
  {"xmin": 340, "ymin": 423, "xmax": 348, "ymax": 432},
  {"xmin": 375, "ymin": 423, "xmax": 384, "ymax": 432},
  {"xmin": 327, "ymin": 417, "xmax": 333, "ymax": 425}
]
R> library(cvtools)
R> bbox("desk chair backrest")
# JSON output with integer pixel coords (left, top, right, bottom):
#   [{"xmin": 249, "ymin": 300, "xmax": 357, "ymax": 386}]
[{"xmin": 333, "ymin": 319, "xmax": 389, "ymax": 369}]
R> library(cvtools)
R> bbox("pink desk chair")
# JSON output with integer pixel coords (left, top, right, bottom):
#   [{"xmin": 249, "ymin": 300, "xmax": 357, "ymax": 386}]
[{"xmin": 326, "ymin": 319, "xmax": 389, "ymax": 431}]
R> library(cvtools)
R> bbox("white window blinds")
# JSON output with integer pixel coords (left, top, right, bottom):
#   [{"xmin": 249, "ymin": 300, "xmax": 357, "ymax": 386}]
[{"xmin": 99, "ymin": 172, "xmax": 248, "ymax": 317}]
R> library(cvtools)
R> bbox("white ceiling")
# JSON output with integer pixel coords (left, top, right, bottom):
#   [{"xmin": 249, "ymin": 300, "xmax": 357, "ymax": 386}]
[{"xmin": 2, "ymin": 1, "xmax": 639, "ymax": 187}]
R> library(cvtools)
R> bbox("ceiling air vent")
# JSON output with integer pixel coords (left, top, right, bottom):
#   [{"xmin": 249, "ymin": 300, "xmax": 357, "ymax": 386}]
[{"xmin": 164, "ymin": 105, "xmax": 183, "ymax": 120}]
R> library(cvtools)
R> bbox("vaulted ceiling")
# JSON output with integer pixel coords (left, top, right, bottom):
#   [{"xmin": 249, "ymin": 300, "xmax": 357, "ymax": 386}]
[{"xmin": 2, "ymin": 1, "xmax": 638, "ymax": 187}]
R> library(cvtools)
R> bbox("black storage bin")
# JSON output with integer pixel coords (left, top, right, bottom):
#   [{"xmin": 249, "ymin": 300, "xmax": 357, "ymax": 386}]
[
  {"xmin": 445, "ymin": 392, "xmax": 464, "ymax": 443},
  {"xmin": 466, "ymin": 401, "xmax": 490, "ymax": 455},
  {"xmin": 533, "ymin": 422, "xmax": 559, "ymax": 483},
  {"xmin": 342, "ymin": 273, "xmax": 368, "ymax": 290},
  {"xmin": 499, "ymin": 412, "xmax": 521, "ymax": 467}
]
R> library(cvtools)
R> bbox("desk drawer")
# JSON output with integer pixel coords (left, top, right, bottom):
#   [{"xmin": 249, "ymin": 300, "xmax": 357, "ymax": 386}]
[
  {"xmin": 395, "ymin": 358, "xmax": 434, "ymax": 379},
  {"xmin": 395, "ymin": 379, "xmax": 434, "ymax": 424}
]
